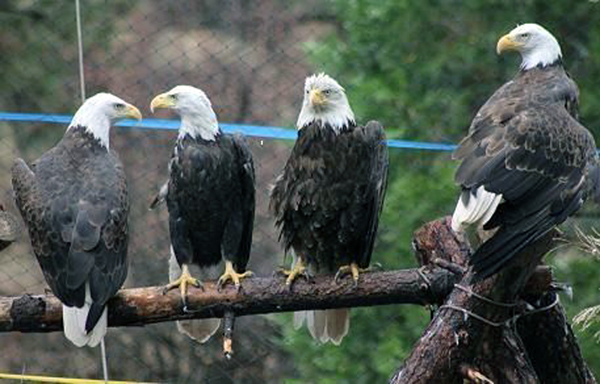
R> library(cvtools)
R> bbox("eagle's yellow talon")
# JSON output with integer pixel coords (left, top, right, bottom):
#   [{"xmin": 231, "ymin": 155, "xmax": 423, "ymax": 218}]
[
  {"xmin": 335, "ymin": 262, "xmax": 371, "ymax": 287},
  {"xmin": 217, "ymin": 261, "xmax": 253, "ymax": 292},
  {"xmin": 279, "ymin": 258, "xmax": 310, "ymax": 290},
  {"xmin": 162, "ymin": 264, "xmax": 202, "ymax": 306}
]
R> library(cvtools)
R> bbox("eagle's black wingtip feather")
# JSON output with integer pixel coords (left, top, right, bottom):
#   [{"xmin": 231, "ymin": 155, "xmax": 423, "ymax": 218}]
[
  {"xmin": 85, "ymin": 302, "xmax": 105, "ymax": 334},
  {"xmin": 148, "ymin": 196, "xmax": 160, "ymax": 210},
  {"xmin": 470, "ymin": 260, "xmax": 503, "ymax": 281}
]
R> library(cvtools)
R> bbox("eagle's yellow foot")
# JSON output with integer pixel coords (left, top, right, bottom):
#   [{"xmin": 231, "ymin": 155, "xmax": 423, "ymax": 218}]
[
  {"xmin": 334, "ymin": 262, "xmax": 371, "ymax": 287},
  {"xmin": 278, "ymin": 258, "xmax": 310, "ymax": 290},
  {"xmin": 217, "ymin": 261, "xmax": 253, "ymax": 292},
  {"xmin": 162, "ymin": 264, "xmax": 203, "ymax": 309}
]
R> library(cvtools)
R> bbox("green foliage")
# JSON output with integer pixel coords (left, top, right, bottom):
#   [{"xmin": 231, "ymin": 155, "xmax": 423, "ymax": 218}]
[
  {"xmin": 278, "ymin": 307, "xmax": 429, "ymax": 384},
  {"xmin": 554, "ymin": 250, "xmax": 600, "ymax": 367},
  {"xmin": 380, "ymin": 153, "xmax": 457, "ymax": 266},
  {"xmin": 281, "ymin": 0, "xmax": 600, "ymax": 381}
]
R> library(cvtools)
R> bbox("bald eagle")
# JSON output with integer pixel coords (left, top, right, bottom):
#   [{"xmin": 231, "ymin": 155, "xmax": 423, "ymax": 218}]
[
  {"xmin": 151, "ymin": 85, "xmax": 255, "ymax": 343},
  {"xmin": 270, "ymin": 74, "xmax": 388, "ymax": 345},
  {"xmin": 452, "ymin": 23, "xmax": 598, "ymax": 278},
  {"xmin": 12, "ymin": 93, "xmax": 139, "ymax": 347}
]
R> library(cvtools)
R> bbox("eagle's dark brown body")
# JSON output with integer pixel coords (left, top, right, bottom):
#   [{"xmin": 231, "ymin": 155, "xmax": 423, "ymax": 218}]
[
  {"xmin": 270, "ymin": 121, "xmax": 388, "ymax": 273},
  {"xmin": 167, "ymin": 133, "xmax": 255, "ymax": 272},
  {"xmin": 12, "ymin": 126, "xmax": 129, "ymax": 331},
  {"xmin": 454, "ymin": 63, "xmax": 598, "ymax": 277}
]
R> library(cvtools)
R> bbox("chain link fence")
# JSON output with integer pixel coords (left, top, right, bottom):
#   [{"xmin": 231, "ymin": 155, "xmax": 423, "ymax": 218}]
[{"xmin": 0, "ymin": 1, "xmax": 397, "ymax": 382}]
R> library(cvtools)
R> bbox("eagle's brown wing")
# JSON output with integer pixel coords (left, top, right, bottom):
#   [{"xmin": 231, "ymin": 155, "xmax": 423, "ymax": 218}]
[
  {"xmin": 353, "ymin": 121, "xmax": 388, "ymax": 269},
  {"xmin": 12, "ymin": 147, "xmax": 129, "ymax": 332},
  {"xmin": 454, "ymin": 96, "xmax": 597, "ymax": 277}
]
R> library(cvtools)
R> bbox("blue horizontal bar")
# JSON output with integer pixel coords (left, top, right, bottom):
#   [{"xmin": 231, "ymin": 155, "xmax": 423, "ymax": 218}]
[{"xmin": 0, "ymin": 112, "xmax": 456, "ymax": 152}]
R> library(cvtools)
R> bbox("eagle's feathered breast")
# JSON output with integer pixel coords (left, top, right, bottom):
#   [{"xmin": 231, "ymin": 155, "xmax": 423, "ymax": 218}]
[
  {"xmin": 271, "ymin": 121, "xmax": 388, "ymax": 273},
  {"xmin": 12, "ymin": 126, "xmax": 129, "ymax": 310}
]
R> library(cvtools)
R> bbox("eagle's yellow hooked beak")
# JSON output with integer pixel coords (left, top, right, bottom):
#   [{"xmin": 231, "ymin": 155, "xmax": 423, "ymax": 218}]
[
  {"xmin": 150, "ymin": 93, "xmax": 176, "ymax": 113},
  {"xmin": 309, "ymin": 89, "xmax": 326, "ymax": 107},
  {"xmin": 122, "ymin": 104, "xmax": 142, "ymax": 120},
  {"xmin": 496, "ymin": 34, "xmax": 523, "ymax": 55}
]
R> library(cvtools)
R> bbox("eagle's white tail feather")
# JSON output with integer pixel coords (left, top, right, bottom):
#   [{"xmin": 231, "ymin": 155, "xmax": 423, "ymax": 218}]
[
  {"xmin": 293, "ymin": 311, "xmax": 307, "ymax": 329},
  {"xmin": 176, "ymin": 318, "xmax": 221, "ymax": 343},
  {"xmin": 451, "ymin": 196, "xmax": 470, "ymax": 231},
  {"xmin": 325, "ymin": 308, "xmax": 350, "ymax": 345},
  {"xmin": 480, "ymin": 193, "xmax": 503, "ymax": 226},
  {"xmin": 295, "ymin": 308, "xmax": 350, "ymax": 345},
  {"xmin": 291, "ymin": 253, "xmax": 350, "ymax": 345},
  {"xmin": 306, "ymin": 310, "xmax": 327, "ymax": 341},
  {"xmin": 62, "ymin": 304, "xmax": 87, "ymax": 347},
  {"xmin": 62, "ymin": 283, "xmax": 107, "ymax": 348},
  {"xmin": 88, "ymin": 307, "xmax": 107, "ymax": 348},
  {"xmin": 468, "ymin": 189, "xmax": 490, "ymax": 222},
  {"xmin": 169, "ymin": 247, "xmax": 221, "ymax": 343},
  {"xmin": 451, "ymin": 186, "xmax": 502, "ymax": 232}
]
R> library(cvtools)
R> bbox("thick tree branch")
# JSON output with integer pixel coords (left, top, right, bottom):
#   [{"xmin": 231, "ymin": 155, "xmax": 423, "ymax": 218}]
[
  {"xmin": 0, "ymin": 268, "xmax": 455, "ymax": 333},
  {"xmin": 0, "ymin": 221, "xmax": 553, "ymax": 335},
  {"xmin": 518, "ymin": 292, "xmax": 597, "ymax": 383},
  {"xmin": 392, "ymin": 217, "xmax": 596, "ymax": 384}
]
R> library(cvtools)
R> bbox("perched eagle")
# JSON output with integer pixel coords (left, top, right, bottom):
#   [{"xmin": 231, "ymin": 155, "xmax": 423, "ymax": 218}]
[
  {"xmin": 12, "ymin": 93, "xmax": 139, "ymax": 347},
  {"xmin": 452, "ymin": 23, "xmax": 598, "ymax": 278},
  {"xmin": 270, "ymin": 74, "xmax": 389, "ymax": 344},
  {"xmin": 151, "ymin": 85, "xmax": 255, "ymax": 343}
]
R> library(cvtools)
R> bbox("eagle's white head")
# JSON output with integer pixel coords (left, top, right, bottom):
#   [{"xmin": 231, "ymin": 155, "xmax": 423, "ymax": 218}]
[
  {"xmin": 496, "ymin": 23, "xmax": 562, "ymax": 70},
  {"xmin": 296, "ymin": 73, "xmax": 355, "ymax": 132},
  {"xmin": 150, "ymin": 85, "xmax": 220, "ymax": 141},
  {"xmin": 69, "ymin": 93, "xmax": 142, "ymax": 149}
]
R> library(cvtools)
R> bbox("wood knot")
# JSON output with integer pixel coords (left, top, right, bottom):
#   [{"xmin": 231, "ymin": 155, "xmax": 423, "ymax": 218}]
[{"xmin": 10, "ymin": 295, "xmax": 46, "ymax": 330}]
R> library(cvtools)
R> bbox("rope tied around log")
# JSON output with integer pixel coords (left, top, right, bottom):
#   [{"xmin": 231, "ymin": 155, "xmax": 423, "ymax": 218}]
[
  {"xmin": 439, "ymin": 291, "xmax": 561, "ymax": 328},
  {"xmin": 454, "ymin": 284, "xmax": 518, "ymax": 308}
]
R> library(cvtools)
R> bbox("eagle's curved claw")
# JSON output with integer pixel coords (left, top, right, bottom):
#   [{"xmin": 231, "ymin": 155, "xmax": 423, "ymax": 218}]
[
  {"xmin": 370, "ymin": 262, "xmax": 384, "ymax": 271},
  {"xmin": 217, "ymin": 261, "xmax": 253, "ymax": 292},
  {"xmin": 278, "ymin": 258, "xmax": 311, "ymax": 291},
  {"xmin": 334, "ymin": 263, "xmax": 359, "ymax": 287},
  {"xmin": 162, "ymin": 264, "xmax": 203, "ymax": 308},
  {"xmin": 334, "ymin": 262, "xmax": 374, "ymax": 288}
]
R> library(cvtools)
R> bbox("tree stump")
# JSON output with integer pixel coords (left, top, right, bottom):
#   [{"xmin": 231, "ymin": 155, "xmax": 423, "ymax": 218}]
[{"xmin": 391, "ymin": 217, "xmax": 596, "ymax": 384}]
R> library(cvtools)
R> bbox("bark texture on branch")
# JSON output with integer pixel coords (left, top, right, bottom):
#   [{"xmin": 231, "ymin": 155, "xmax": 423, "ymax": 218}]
[
  {"xmin": 0, "ymin": 225, "xmax": 553, "ymax": 334},
  {"xmin": 391, "ymin": 216, "xmax": 596, "ymax": 384},
  {"xmin": 518, "ymin": 292, "xmax": 597, "ymax": 383},
  {"xmin": 0, "ymin": 267, "xmax": 459, "ymax": 333}
]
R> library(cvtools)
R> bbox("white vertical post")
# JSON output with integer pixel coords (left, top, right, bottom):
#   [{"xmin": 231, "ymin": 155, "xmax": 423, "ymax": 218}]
[{"xmin": 75, "ymin": 0, "xmax": 86, "ymax": 102}]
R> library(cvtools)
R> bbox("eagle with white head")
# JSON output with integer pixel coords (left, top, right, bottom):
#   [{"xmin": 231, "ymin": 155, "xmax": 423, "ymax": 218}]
[
  {"xmin": 150, "ymin": 85, "xmax": 256, "ymax": 344},
  {"xmin": 270, "ymin": 73, "xmax": 389, "ymax": 344},
  {"xmin": 12, "ymin": 93, "xmax": 137, "ymax": 383},
  {"xmin": 452, "ymin": 23, "xmax": 598, "ymax": 277}
]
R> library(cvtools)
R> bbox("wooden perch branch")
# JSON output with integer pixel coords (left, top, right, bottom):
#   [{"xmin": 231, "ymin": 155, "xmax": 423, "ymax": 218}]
[
  {"xmin": 0, "ymin": 227, "xmax": 553, "ymax": 334},
  {"xmin": 0, "ymin": 267, "xmax": 456, "ymax": 333},
  {"xmin": 0, "ymin": 225, "xmax": 554, "ymax": 336}
]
